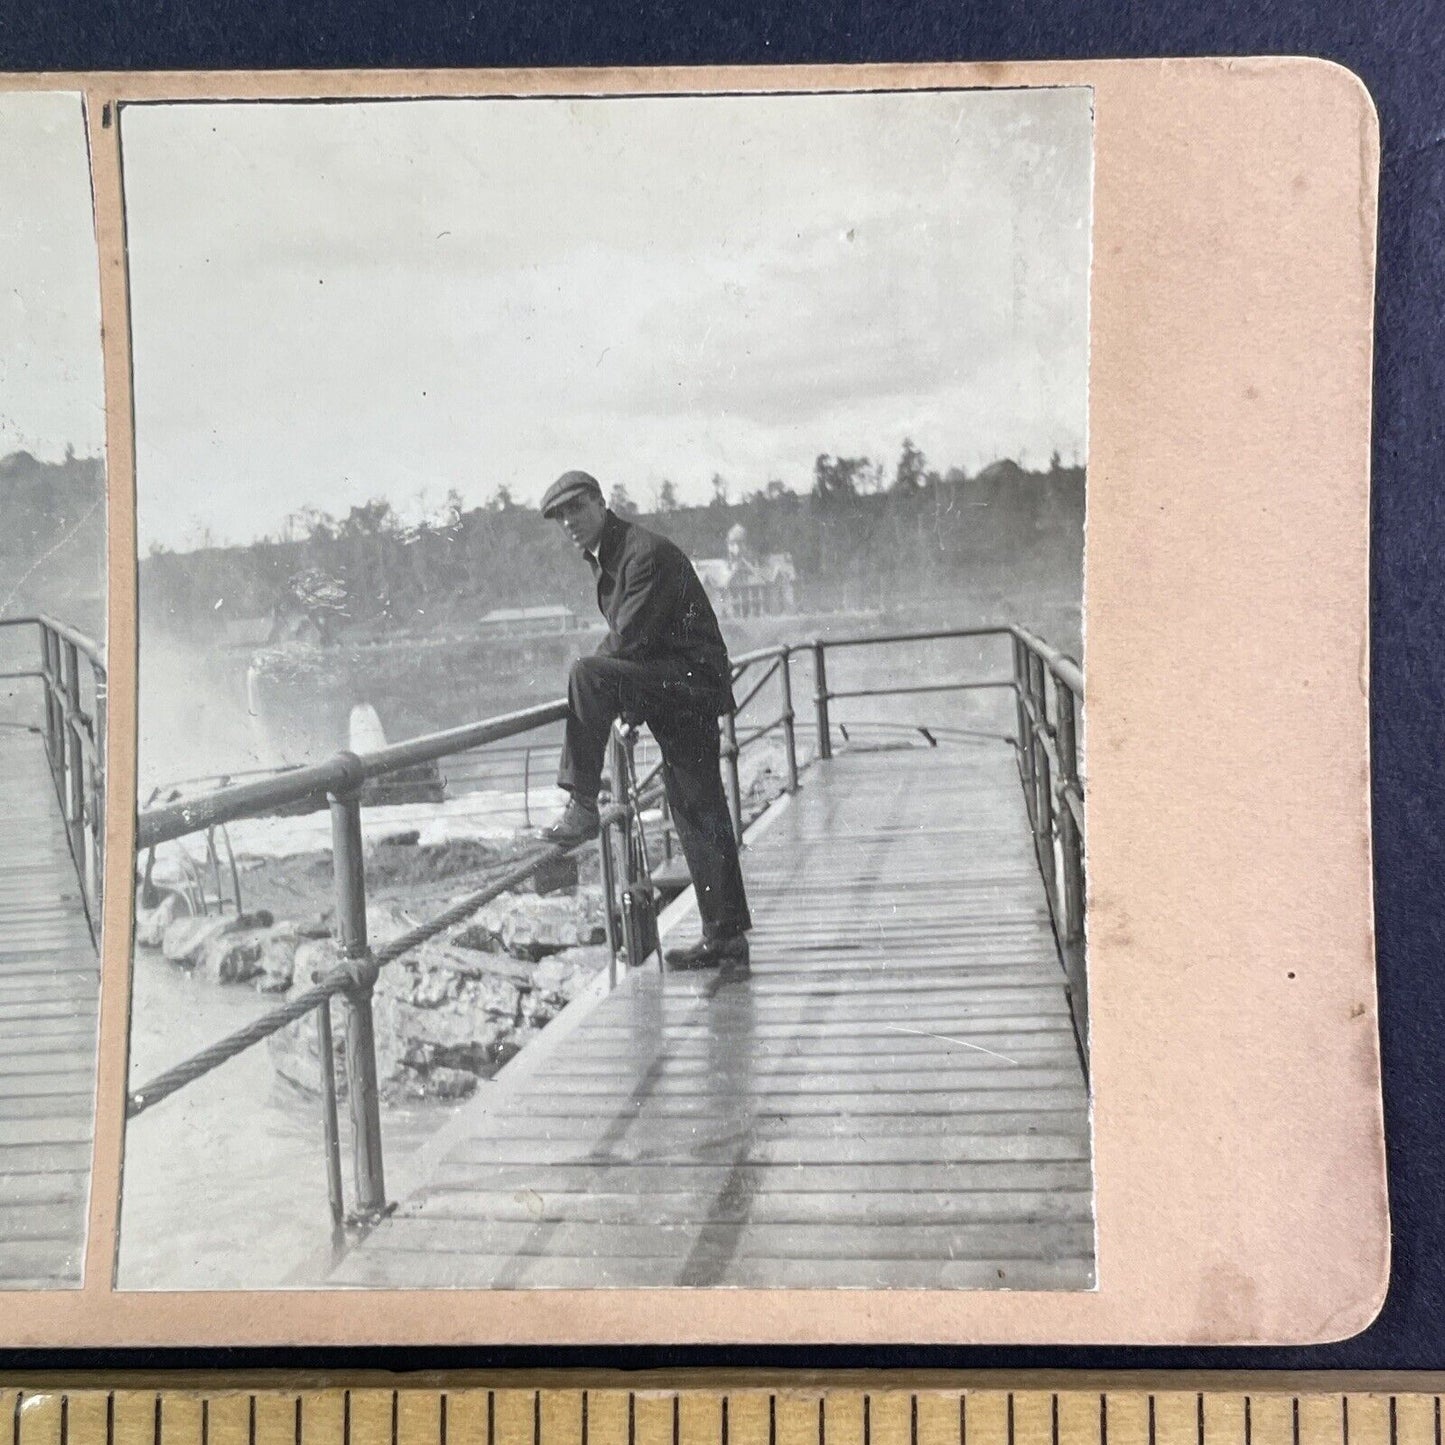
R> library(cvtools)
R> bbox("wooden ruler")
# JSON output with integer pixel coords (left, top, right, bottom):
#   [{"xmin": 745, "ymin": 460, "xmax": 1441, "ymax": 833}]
[{"xmin": 3, "ymin": 1380, "xmax": 1443, "ymax": 1445}]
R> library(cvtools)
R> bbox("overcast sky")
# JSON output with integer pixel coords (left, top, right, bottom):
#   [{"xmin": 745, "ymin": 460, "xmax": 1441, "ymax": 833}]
[
  {"xmin": 122, "ymin": 88, "xmax": 1092, "ymax": 551},
  {"xmin": 0, "ymin": 91, "xmax": 105, "ymax": 460}
]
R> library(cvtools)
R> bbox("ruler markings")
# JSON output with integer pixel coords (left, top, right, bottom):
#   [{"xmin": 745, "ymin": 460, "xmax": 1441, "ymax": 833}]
[
  {"xmin": 828, "ymin": 1393, "xmax": 862, "ymax": 1445},
  {"xmin": 1100, "ymin": 1394, "xmax": 1141, "ymax": 1445},
  {"xmin": 1249, "ymin": 1397, "xmax": 1291, "ymax": 1445},
  {"xmin": 676, "ymin": 1393, "xmax": 715, "ymax": 1445},
  {"xmin": 1056, "ymin": 1397, "xmax": 1097, "ymax": 1445},
  {"xmin": 632, "ymin": 1392, "xmax": 669, "ymax": 1445},
  {"xmin": 1011, "ymin": 1391, "xmax": 1046, "ymax": 1445},
  {"xmin": 8, "ymin": 1392, "xmax": 1445, "ymax": 1445}
]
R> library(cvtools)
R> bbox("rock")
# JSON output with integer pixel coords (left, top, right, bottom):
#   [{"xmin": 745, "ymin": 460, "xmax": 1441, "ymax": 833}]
[
  {"xmin": 294, "ymin": 936, "xmax": 343, "ymax": 985},
  {"xmin": 450, "ymin": 920, "xmax": 499, "ymax": 953},
  {"xmin": 161, "ymin": 914, "xmax": 238, "ymax": 966},
  {"xmin": 200, "ymin": 933, "xmax": 265, "ymax": 984},
  {"xmin": 377, "ymin": 829, "xmax": 420, "ymax": 848},
  {"xmin": 449, "ymin": 890, "xmax": 606, "ymax": 961},
  {"xmin": 398, "ymin": 1064, "xmax": 477, "ymax": 1100},
  {"xmin": 265, "ymin": 893, "xmax": 607, "ymax": 1101},
  {"xmin": 195, "ymin": 922, "xmax": 300, "ymax": 987},
  {"xmin": 521, "ymin": 945, "xmax": 609, "ymax": 1026},
  {"xmin": 367, "ymin": 900, "xmax": 418, "ymax": 946},
  {"xmin": 532, "ymin": 853, "xmax": 579, "ymax": 895},
  {"xmin": 135, "ymin": 892, "xmax": 183, "ymax": 949},
  {"xmin": 254, "ymin": 927, "xmax": 302, "ymax": 993}
]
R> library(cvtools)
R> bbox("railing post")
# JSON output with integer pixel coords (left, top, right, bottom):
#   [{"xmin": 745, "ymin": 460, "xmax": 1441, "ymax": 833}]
[
  {"xmin": 605, "ymin": 729, "xmax": 639, "ymax": 973},
  {"xmin": 314, "ymin": 997, "xmax": 347, "ymax": 1236},
  {"xmin": 39, "ymin": 628, "xmax": 60, "ymax": 782},
  {"xmin": 1012, "ymin": 635, "xmax": 1035, "ymax": 809},
  {"xmin": 778, "ymin": 649, "xmax": 799, "ymax": 792},
  {"xmin": 61, "ymin": 642, "xmax": 86, "ymax": 876},
  {"xmin": 1054, "ymin": 681, "xmax": 1088, "ymax": 1068},
  {"xmin": 812, "ymin": 640, "xmax": 832, "ymax": 761},
  {"xmin": 597, "ymin": 810, "xmax": 621, "ymax": 987},
  {"xmin": 328, "ymin": 756, "xmax": 386, "ymax": 1220},
  {"xmin": 619, "ymin": 726, "xmax": 658, "ymax": 966},
  {"xmin": 1055, "ymin": 686, "xmax": 1084, "ymax": 940},
  {"xmin": 91, "ymin": 671, "xmax": 107, "ymax": 920},
  {"xmin": 1028, "ymin": 653, "xmax": 1057, "ymax": 902},
  {"xmin": 720, "ymin": 709, "xmax": 744, "ymax": 842}
]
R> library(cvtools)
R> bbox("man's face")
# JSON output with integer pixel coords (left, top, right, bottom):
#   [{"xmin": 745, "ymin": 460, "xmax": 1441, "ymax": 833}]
[{"xmin": 553, "ymin": 492, "xmax": 608, "ymax": 553}]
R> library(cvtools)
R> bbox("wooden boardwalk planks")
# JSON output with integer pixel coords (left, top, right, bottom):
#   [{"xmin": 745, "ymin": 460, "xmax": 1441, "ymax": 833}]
[
  {"xmin": 0, "ymin": 728, "xmax": 98, "ymax": 1287},
  {"xmin": 332, "ymin": 743, "xmax": 1093, "ymax": 1290}
]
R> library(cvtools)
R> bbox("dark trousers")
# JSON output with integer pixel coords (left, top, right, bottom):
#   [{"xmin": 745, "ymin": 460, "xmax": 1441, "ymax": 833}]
[{"xmin": 557, "ymin": 653, "xmax": 751, "ymax": 940}]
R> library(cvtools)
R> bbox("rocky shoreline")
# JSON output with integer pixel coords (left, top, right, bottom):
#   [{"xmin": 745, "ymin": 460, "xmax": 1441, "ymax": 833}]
[
  {"xmin": 133, "ymin": 750, "xmax": 791, "ymax": 1103},
  {"xmin": 134, "ymin": 834, "xmax": 613, "ymax": 1101}
]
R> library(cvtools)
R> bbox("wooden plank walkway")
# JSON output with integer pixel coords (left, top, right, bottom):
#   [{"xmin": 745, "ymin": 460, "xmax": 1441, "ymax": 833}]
[
  {"xmin": 0, "ymin": 726, "xmax": 98, "ymax": 1288},
  {"xmin": 331, "ymin": 743, "xmax": 1093, "ymax": 1290}
]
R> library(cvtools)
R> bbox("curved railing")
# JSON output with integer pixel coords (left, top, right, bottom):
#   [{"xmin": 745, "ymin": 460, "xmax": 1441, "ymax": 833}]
[
  {"xmin": 129, "ymin": 622, "xmax": 1085, "ymax": 1239},
  {"xmin": 0, "ymin": 615, "xmax": 106, "ymax": 943}
]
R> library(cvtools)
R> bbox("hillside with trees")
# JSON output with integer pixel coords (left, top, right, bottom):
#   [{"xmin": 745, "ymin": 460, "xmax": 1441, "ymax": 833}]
[
  {"xmin": 0, "ymin": 449, "xmax": 107, "ymax": 638},
  {"xmin": 141, "ymin": 442, "xmax": 1084, "ymax": 655}
]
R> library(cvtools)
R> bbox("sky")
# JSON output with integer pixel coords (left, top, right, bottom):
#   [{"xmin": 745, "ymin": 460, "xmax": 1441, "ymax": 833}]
[
  {"xmin": 0, "ymin": 91, "xmax": 105, "ymax": 460},
  {"xmin": 122, "ymin": 88, "xmax": 1093, "ymax": 551}
]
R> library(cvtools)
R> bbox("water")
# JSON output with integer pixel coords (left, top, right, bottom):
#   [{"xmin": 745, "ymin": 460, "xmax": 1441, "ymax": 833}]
[
  {"xmin": 118, "ymin": 614, "xmax": 1072, "ymax": 1288},
  {"xmin": 119, "ymin": 950, "xmax": 452, "ymax": 1290}
]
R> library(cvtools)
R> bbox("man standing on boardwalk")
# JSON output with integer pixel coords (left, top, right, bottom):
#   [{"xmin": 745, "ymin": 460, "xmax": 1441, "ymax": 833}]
[{"xmin": 537, "ymin": 470, "xmax": 752, "ymax": 970}]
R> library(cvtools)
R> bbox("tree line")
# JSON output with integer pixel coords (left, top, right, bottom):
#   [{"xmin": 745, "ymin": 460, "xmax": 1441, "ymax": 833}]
[
  {"xmin": 0, "ymin": 449, "xmax": 107, "ymax": 638},
  {"xmin": 140, "ymin": 441, "xmax": 1085, "ymax": 643}
]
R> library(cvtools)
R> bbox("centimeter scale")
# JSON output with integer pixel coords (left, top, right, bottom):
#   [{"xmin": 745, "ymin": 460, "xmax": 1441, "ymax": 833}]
[{"xmin": 3, "ymin": 1382, "xmax": 1441, "ymax": 1445}]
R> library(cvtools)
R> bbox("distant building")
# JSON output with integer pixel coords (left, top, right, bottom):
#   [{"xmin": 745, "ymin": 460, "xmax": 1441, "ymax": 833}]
[
  {"xmin": 477, "ymin": 604, "xmax": 587, "ymax": 638},
  {"xmin": 694, "ymin": 524, "xmax": 797, "ymax": 620}
]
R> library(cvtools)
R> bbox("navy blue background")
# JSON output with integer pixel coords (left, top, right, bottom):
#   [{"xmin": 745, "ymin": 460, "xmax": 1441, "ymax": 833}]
[{"xmin": 0, "ymin": 0, "xmax": 1442, "ymax": 1371}]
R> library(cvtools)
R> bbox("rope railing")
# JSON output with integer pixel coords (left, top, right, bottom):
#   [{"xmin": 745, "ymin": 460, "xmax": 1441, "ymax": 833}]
[
  {"xmin": 127, "ymin": 806, "xmax": 639, "ymax": 1121},
  {"xmin": 129, "ymin": 621, "xmax": 1084, "ymax": 1233}
]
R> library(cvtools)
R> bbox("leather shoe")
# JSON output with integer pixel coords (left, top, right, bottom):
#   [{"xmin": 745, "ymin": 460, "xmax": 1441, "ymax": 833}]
[
  {"xmin": 665, "ymin": 933, "xmax": 750, "ymax": 970},
  {"xmin": 539, "ymin": 797, "xmax": 600, "ymax": 846}
]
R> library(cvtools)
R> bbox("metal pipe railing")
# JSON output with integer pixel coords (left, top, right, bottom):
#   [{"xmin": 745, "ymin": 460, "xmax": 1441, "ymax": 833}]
[
  {"xmin": 136, "ymin": 697, "xmax": 570, "ymax": 850},
  {"xmin": 0, "ymin": 615, "xmax": 106, "ymax": 944},
  {"xmin": 128, "ymin": 618, "xmax": 1088, "ymax": 1237},
  {"xmin": 778, "ymin": 649, "xmax": 799, "ymax": 792},
  {"xmin": 813, "ymin": 640, "xmax": 832, "ymax": 760},
  {"xmin": 799, "ymin": 622, "xmax": 1086, "ymax": 1068}
]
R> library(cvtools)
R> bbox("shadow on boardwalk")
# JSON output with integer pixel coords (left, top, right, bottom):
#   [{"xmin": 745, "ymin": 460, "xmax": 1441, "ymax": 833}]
[{"xmin": 330, "ymin": 743, "xmax": 1093, "ymax": 1290}]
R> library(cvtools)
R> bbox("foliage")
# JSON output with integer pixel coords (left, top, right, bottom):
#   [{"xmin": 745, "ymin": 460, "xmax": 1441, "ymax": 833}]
[
  {"xmin": 137, "ymin": 440, "xmax": 1085, "ymax": 649},
  {"xmin": 0, "ymin": 450, "xmax": 106, "ymax": 635}
]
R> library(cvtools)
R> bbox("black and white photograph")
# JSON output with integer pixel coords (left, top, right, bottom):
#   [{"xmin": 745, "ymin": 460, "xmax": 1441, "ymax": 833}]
[
  {"xmin": 119, "ymin": 86, "xmax": 1093, "ymax": 1291},
  {"xmin": 0, "ymin": 91, "xmax": 108, "ymax": 1288}
]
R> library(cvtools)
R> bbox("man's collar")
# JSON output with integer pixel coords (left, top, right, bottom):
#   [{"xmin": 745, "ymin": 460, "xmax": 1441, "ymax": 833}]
[{"xmin": 594, "ymin": 509, "xmax": 626, "ymax": 573}]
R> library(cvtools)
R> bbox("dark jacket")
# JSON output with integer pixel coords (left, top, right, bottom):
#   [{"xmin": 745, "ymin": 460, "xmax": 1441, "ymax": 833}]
[{"xmin": 590, "ymin": 511, "xmax": 734, "ymax": 713}]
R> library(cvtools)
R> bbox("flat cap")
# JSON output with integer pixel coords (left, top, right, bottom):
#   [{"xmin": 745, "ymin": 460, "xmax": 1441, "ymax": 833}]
[{"xmin": 540, "ymin": 470, "xmax": 603, "ymax": 518}]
